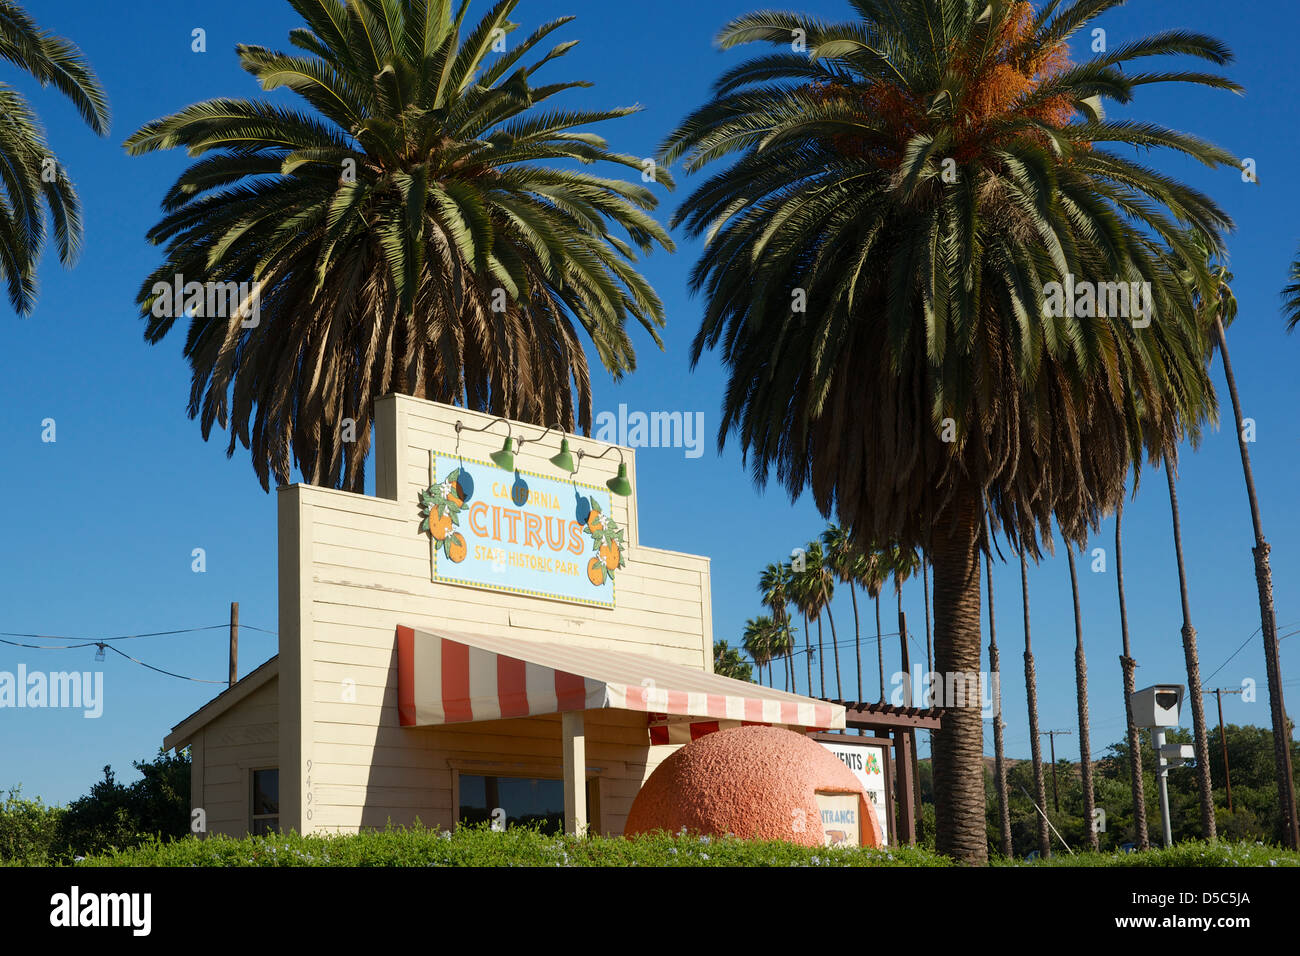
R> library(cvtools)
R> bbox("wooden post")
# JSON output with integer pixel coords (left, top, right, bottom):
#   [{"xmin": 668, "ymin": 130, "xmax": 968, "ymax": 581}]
[
  {"xmin": 893, "ymin": 728, "xmax": 916, "ymax": 845},
  {"xmin": 899, "ymin": 608, "xmax": 924, "ymax": 839},
  {"xmin": 229, "ymin": 601, "xmax": 239, "ymax": 689},
  {"xmin": 1216, "ymin": 688, "xmax": 1234, "ymax": 814},
  {"xmin": 562, "ymin": 710, "xmax": 587, "ymax": 836}
]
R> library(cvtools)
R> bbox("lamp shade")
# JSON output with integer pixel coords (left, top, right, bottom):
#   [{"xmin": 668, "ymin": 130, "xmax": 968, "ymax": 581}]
[
  {"xmin": 549, "ymin": 438, "xmax": 576, "ymax": 474},
  {"xmin": 606, "ymin": 462, "xmax": 632, "ymax": 497},
  {"xmin": 489, "ymin": 436, "xmax": 515, "ymax": 471}
]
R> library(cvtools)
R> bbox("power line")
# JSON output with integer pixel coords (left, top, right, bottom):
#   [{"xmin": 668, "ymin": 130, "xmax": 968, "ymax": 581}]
[
  {"xmin": 0, "ymin": 621, "xmax": 276, "ymax": 685},
  {"xmin": 0, "ymin": 623, "xmax": 276, "ymax": 643}
]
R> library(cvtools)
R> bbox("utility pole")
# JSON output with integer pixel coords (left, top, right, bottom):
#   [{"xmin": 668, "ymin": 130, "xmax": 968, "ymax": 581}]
[
  {"xmin": 1205, "ymin": 687, "xmax": 1244, "ymax": 814},
  {"xmin": 229, "ymin": 601, "xmax": 239, "ymax": 689},
  {"xmin": 1041, "ymin": 730, "xmax": 1073, "ymax": 813}
]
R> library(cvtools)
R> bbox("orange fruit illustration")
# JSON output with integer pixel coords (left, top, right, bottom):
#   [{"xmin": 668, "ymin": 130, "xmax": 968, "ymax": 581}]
[
  {"xmin": 428, "ymin": 506, "xmax": 452, "ymax": 541},
  {"xmin": 586, "ymin": 510, "xmax": 603, "ymax": 533},
  {"xmin": 446, "ymin": 532, "xmax": 467, "ymax": 563},
  {"xmin": 587, "ymin": 556, "xmax": 606, "ymax": 586},
  {"xmin": 447, "ymin": 493, "xmax": 464, "ymax": 508},
  {"xmin": 600, "ymin": 540, "xmax": 620, "ymax": 571}
]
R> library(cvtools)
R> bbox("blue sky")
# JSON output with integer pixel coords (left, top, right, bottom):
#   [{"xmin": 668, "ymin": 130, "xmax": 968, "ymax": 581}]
[{"xmin": 3, "ymin": 0, "xmax": 1299, "ymax": 805}]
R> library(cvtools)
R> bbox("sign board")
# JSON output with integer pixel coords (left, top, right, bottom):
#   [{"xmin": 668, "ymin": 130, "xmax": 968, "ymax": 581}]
[
  {"xmin": 818, "ymin": 738, "xmax": 890, "ymax": 845},
  {"xmin": 419, "ymin": 453, "xmax": 626, "ymax": 609},
  {"xmin": 816, "ymin": 792, "xmax": 861, "ymax": 847}
]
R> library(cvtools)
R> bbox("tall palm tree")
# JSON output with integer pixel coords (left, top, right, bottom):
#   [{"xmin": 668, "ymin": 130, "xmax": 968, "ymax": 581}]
[
  {"xmin": 0, "ymin": 0, "xmax": 109, "ymax": 314},
  {"xmin": 125, "ymin": 0, "xmax": 674, "ymax": 492},
  {"xmin": 922, "ymin": 556, "xmax": 933, "ymax": 676},
  {"xmin": 860, "ymin": 545, "xmax": 889, "ymax": 702},
  {"xmin": 768, "ymin": 616, "xmax": 797, "ymax": 690},
  {"xmin": 758, "ymin": 561, "xmax": 796, "ymax": 691},
  {"xmin": 984, "ymin": 536, "xmax": 1012, "ymax": 858},
  {"xmin": 742, "ymin": 615, "xmax": 776, "ymax": 686},
  {"xmin": 1065, "ymin": 541, "xmax": 1098, "ymax": 851},
  {"xmin": 791, "ymin": 561, "xmax": 815, "ymax": 696},
  {"xmin": 1019, "ymin": 539, "xmax": 1051, "ymax": 858},
  {"xmin": 1229, "ymin": 247, "xmax": 1300, "ymax": 849},
  {"xmin": 1114, "ymin": 495, "xmax": 1150, "ymax": 849},
  {"xmin": 1163, "ymin": 454, "xmax": 1217, "ymax": 840},
  {"xmin": 660, "ymin": 0, "xmax": 1238, "ymax": 864},
  {"xmin": 823, "ymin": 525, "xmax": 867, "ymax": 700},
  {"xmin": 794, "ymin": 540, "xmax": 839, "ymax": 697}
]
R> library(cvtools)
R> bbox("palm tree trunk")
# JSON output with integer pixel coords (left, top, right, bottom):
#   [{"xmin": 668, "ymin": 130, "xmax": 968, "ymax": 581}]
[
  {"xmin": 823, "ymin": 587, "xmax": 843, "ymax": 699},
  {"xmin": 850, "ymin": 582, "xmax": 862, "ymax": 702},
  {"xmin": 929, "ymin": 484, "xmax": 986, "ymax": 865},
  {"xmin": 1066, "ymin": 545, "xmax": 1099, "ymax": 851},
  {"xmin": 986, "ymin": 549, "xmax": 1012, "ymax": 859},
  {"xmin": 1020, "ymin": 544, "xmax": 1051, "ymax": 859},
  {"xmin": 1164, "ymin": 459, "xmax": 1218, "ymax": 841},
  {"xmin": 1115, "ymin": 501, "xmax": 1151, "ymax": 850},
  {"xmin": 875, "ymin": 596, "xmax": 885, "ymax": 703},
  {"xmin": 816, "ymin": 615, "xmax": 826, "ymax": 698},
  {"xmin": 923, "ymin": 558, "xmax": 933, "ymax": 675},
  {"xmin": 803, "ymin": 611, "xmax": 812, "ymax": 697},
  {"xmin": 1213, "ymin": 315, "xmax": 1299, "ymax": 849}
]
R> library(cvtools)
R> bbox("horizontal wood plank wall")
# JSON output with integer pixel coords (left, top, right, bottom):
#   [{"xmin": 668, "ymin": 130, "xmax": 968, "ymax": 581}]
[
  {"xmin": 197, "ymin": 678, "xmax": 280, "ymax": 838},
  {"xmin": 284, "ymin": 394, "xmax": 713, "ymax": 835}
]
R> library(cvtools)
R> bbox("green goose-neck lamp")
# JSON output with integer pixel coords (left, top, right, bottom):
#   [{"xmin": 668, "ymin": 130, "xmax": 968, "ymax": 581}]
[
  {"xmin": 574, "ymin": 446, "xmax": 632, "ymax": 497},
  {"xmin": 454, "ymin": 418, "xmax": 515, "ymax": 471}
]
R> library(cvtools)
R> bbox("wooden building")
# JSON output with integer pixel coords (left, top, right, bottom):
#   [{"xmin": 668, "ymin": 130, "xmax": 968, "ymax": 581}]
[{"xmin": 164, "ymin": 394, "xmax": 844, "ymax": 838}]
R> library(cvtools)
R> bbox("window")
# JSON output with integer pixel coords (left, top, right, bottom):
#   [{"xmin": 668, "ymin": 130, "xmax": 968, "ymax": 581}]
[
  {"xmin": 458, "ymin": 774, "xmax": 598, "ymax": 835},
  {"xmin": 251, "ymin": 769, "xmax": 279, "ymax": 835}
]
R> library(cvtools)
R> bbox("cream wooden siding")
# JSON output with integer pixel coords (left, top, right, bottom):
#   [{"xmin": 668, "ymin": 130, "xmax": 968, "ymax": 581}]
[
  {"xmin": 276, "ymin": 394, "xmax": 713, "ymax": 836},
  {"xmin": 191, "ymin": 677, "xmax": 279, "ymax": 838}
]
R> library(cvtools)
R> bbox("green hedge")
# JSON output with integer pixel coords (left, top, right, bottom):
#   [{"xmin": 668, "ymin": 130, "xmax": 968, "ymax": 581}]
[{"xmin": 63, "ymin": 825, "xmax": 1300, "ymax": 867}]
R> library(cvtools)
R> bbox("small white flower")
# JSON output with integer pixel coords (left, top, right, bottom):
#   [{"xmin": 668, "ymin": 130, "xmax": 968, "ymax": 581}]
[{"xmin": 440, "ymin": 481, "xmax": 455, "ymax": 499}]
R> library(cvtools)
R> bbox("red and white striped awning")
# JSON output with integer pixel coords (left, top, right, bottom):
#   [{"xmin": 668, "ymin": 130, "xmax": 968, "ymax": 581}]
[{"xmin": 396, "ymin": 625, "xmax": 844, "ymax": 732}]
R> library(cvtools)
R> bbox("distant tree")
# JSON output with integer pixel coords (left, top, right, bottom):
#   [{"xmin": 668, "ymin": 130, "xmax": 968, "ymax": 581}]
[
  {"xmin": 54, "ymin": 749, "xmax": 190, "ymax": 860},
  {"xmin": 714, "ymin": 640, "xmax": 753, "ymax": 682}
]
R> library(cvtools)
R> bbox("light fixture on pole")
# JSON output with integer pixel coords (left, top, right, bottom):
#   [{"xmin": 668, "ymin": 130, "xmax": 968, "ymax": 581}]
[
  {"xmin": 454, "ymin": 418, "xmax": 515, "ymax": 472},
  {"xmin": 573, "ymin": 446, "xmax": 632, "ymax": 497},
  {"xmin": 516, "ymin": 424, "xmax": 578, "ymax": 476},
  {"xmin": 94, "ymin": 643, "xmax": 106, "ymax": 662}
]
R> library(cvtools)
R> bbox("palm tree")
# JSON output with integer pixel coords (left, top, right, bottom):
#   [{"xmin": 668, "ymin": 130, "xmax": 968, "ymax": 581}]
[
  {"xmin": 768, "ymin": 617, "xmax": 797, "ymax": 690},
  {"xmin": 660, "ymin": 0, "xmax": 1238, "ymax": 864},
  {"xmin": 794, "ymin": 540, "xmax": 839, "ymax": 697},
  {"xmin": 1114, "ymin": 495, "xmax": 1150, "ymax": 849},
  {"xmin": 0, "ymin": 0, "xmax": 109, "ymax": 314},
  {"xmin": 1162, "ymin": 454, "xmax": 1217, "ymax": 840},
  {"xmin": 1019, "ymin": 539, "xmax": 1051, "ymax": 858},
  {"xmin": 758, "ymin": 561, "xmax": 796, "ymax": 690},
  {"xmin": 125, "ymin": 0, "xmax": 674, "ymax": 492},
  {"xmin": 823, "ymin": 525, "xmax": 866, "ymax": 700},
  {"xmin": 1065, "ymin": 541, "xmax": 1099, "ymax": 850},
  {"xmin": 861, "ymin": 546, "xmax": 889, "ymax": 702},
  {"xmin": 1222, "ymin": 247, "xmax": 1300, "ymax": 849},
  {"xmin": 742, "ymin": 616, "xmax": 776, "ymax": 686},
  {"xmin": 984, "ymin": 536, "xmax": 1012, "ymax": 858},
  {"xmin": 791, "ymin": 560, "xmax": 815, "ymax": 696}
]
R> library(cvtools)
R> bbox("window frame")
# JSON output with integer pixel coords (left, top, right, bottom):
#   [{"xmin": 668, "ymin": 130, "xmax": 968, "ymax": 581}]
[{"xmin": 249, "ymin": 766, "xmax": 280, "ymax": 836}]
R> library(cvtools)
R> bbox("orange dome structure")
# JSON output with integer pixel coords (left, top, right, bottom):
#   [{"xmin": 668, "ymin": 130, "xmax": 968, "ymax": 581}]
[{"xmin": 625, "ymin": 725, "xmax": 884, "ymax": 847}]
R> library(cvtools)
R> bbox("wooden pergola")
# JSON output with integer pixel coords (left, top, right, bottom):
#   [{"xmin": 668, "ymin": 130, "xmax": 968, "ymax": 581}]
[{"xmin": 812, "ymin": 700, "xmax": 943, "ymax": 845}]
